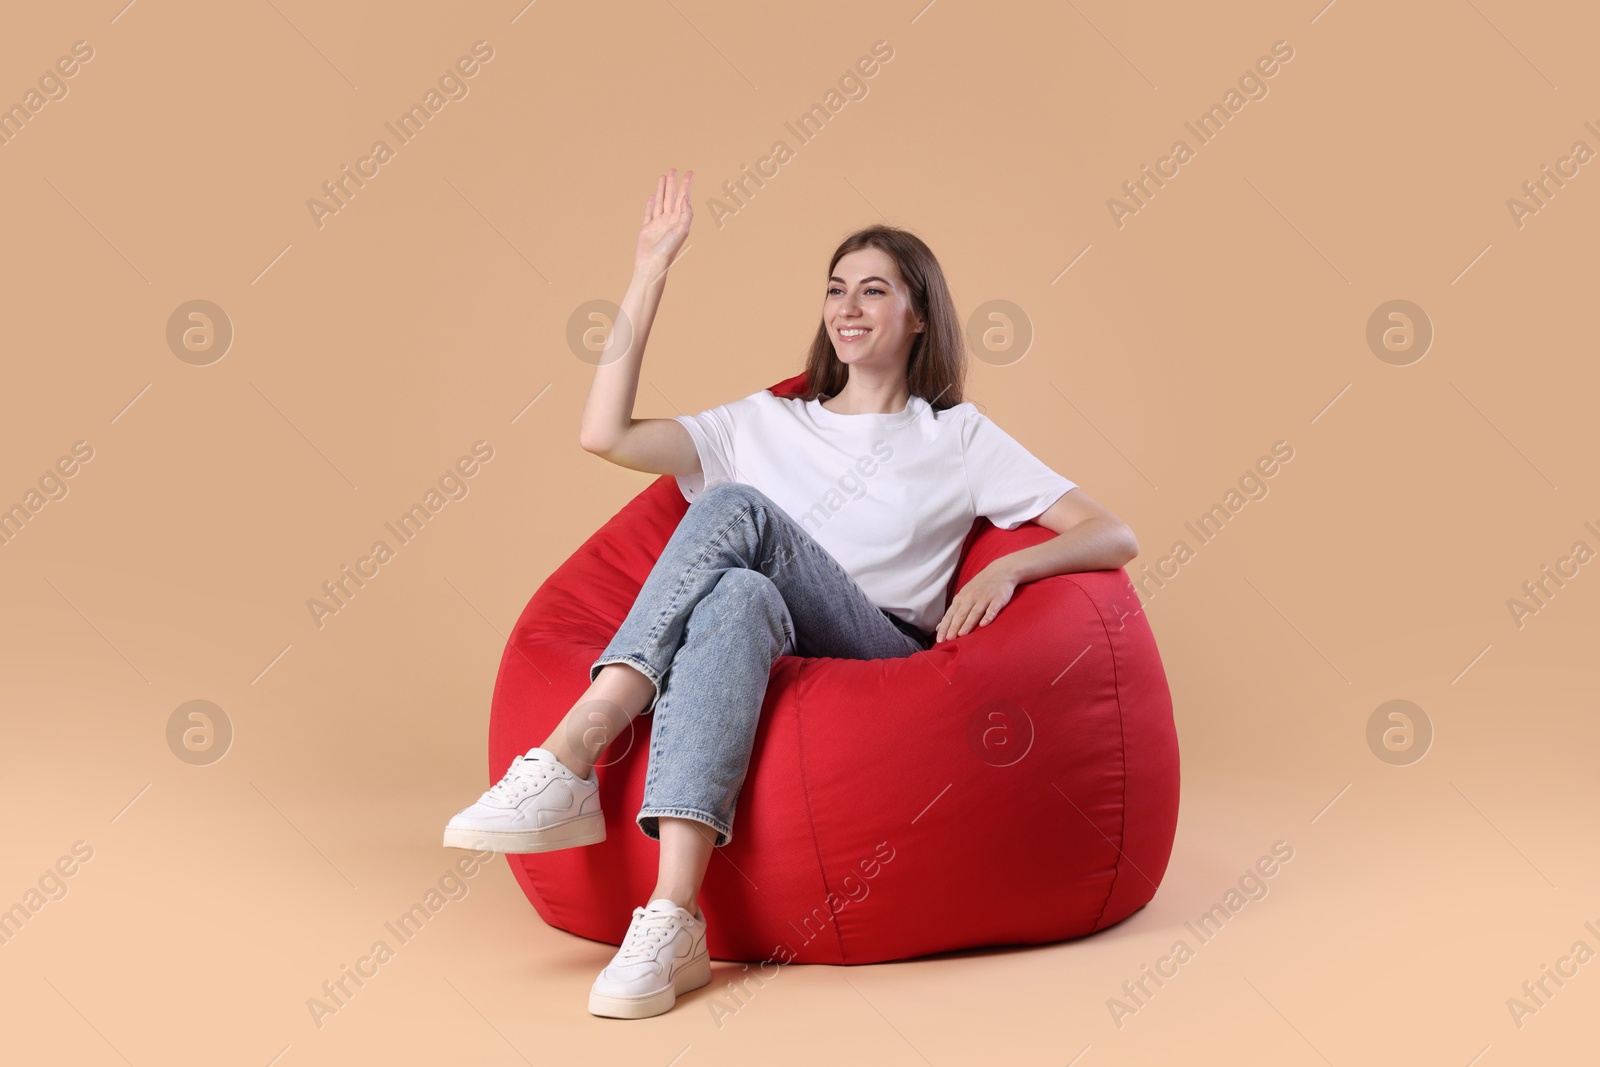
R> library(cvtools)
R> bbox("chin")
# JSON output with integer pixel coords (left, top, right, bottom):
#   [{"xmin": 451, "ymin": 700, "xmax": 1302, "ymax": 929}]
[{"xmin": 832, "ymin": 341, "xmax": 881, "ymax": 362}]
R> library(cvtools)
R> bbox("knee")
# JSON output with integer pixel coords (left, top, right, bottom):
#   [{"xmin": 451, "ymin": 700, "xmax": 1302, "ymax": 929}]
[
  {"xmin": 692, "ymin": 479, "xmax": 771, "ymax": 514},
  {"xmin": 708, "ymin": 566, "xmax": 779, "ymax": 605},
  {"xmin": 704, "ymin": 569, "xmax": 791, "ymax": 637}
]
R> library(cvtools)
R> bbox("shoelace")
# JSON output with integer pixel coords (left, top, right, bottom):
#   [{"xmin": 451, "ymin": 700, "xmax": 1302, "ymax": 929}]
[
  {"xmin": 613, "ymin": 909, "xmax": 682, "ymax": 965},
  {"xmin": 484, "ymin": 752, "xmax": 559, "ymax": 802}
]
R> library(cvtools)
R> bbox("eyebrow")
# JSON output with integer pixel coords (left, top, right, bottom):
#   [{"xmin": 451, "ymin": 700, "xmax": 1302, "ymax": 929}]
[{"xmin": 828, "ymin": 275, "xmax": 895, "ymax": 287}]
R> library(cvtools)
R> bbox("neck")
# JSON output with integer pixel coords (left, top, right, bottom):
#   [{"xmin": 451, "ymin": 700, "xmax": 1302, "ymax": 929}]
[{"xmin": 822, "ymin": 371, "xmax": 912, "ymax": 415}]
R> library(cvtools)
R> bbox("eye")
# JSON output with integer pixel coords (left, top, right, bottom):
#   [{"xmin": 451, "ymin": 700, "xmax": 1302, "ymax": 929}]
[
  {"xmin": 865, "ymin": 286, "xmax": 884, "ymax": 295},
  {"xmin": 827, "ymin": 286, "xmax": 843, "ymax": 295}
]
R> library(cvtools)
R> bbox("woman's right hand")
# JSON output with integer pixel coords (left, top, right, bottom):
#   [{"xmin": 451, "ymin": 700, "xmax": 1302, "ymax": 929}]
[{"xmin": 635, "ymin": 168, "xmax": 694, "ymax": 275}]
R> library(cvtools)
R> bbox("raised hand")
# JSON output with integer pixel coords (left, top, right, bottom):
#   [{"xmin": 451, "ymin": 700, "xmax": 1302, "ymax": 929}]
[{"xmin": 635, "ymin": 168, "xmax": 694, "ymax": 275}]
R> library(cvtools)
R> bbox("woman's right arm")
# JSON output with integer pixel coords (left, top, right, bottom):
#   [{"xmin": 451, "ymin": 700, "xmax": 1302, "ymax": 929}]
[{"xmin": 577, "ymin": 168, "xmax": 701, "ymax": 478}]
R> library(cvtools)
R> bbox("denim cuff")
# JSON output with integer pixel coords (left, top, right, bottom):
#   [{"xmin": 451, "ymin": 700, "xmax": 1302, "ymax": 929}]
[
  {"xmin": 589, "ymin": 653, "xmax": 664, "ymax": 716},
  {"xmin": 636, "ymin": 807, "xmax": 734, "ymax": 847}
]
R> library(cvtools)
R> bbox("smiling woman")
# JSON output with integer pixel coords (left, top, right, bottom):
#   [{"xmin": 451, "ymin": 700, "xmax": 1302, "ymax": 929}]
[{"xmin": 445, "ymin": 168, "xmax": 1152, "ymax": 1020}]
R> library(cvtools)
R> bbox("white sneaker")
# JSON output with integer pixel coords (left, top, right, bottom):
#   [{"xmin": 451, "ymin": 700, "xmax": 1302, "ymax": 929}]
[
  {"xmin": 588, "ymin": 898, "xmax": 711, "ymax": 1019},
  {"xmin": 442, "ymin": 747, "xmax": 604, "ymax": 853}
]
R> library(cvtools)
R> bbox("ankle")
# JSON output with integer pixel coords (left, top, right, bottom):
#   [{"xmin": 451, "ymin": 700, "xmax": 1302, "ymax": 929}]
[
  {"xmin": 540, "ymin": 742, "xmax": 593, "ymax": 782},
  {"xmin": 649, "ymin": 890, "xmax": 699, "ymax": 916}
]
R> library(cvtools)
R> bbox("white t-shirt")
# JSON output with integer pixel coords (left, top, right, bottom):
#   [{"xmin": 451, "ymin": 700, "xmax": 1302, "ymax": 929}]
[{"xmin": 672, "ymin": 389, "xmax": 1077, "ymax": 634}]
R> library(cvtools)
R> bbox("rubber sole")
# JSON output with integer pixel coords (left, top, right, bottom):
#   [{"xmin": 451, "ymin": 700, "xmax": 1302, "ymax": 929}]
[
  {"xmin": 588, "ymin": 951, "xmax": 711, "ymax": 1019},
  {"xmin": 441, "ymin": 811, "xmax": 606, "ymax": 854}
]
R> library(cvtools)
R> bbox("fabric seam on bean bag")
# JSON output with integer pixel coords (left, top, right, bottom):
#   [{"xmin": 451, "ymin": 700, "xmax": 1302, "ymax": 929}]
[{"xmin": 791, "ymin": 660, "xmax": 850, "ymax": 965}]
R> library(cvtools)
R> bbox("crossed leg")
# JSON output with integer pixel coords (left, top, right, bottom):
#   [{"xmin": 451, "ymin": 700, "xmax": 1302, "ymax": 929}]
[
  {"xmin": 539, "ymin": 663, "xmax": 711, "ymax": 915},
  {"xmin": 537, "ymin": 481, "xmax": 926, "ymax": 915}
]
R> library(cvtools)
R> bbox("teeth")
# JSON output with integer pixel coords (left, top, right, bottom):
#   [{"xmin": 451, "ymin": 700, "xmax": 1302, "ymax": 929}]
[{"xmin": 840, "ymin": 328, "xmax": 868, "ymax": 337}]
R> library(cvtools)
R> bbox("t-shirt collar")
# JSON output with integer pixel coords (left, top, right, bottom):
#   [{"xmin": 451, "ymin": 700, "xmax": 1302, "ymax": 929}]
[{"xmin": 807, "ymin": 393, "xmax": 927, "ymax": 428}]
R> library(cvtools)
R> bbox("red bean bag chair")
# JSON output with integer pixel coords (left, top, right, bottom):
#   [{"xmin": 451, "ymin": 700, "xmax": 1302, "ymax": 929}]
[{"xmin": 487, "ymin": 372, "xmax": 1180, "ymax": 964}]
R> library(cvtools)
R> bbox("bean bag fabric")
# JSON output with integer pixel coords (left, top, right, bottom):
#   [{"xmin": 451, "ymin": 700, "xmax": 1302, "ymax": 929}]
[{"xmin": 487, "ymin": 372, "xmax": 1180, "ymax": 964}]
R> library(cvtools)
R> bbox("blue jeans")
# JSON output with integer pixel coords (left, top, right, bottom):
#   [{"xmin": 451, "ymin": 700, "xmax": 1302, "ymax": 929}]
[{"xmin": 589, "ymin": 480, "xmax": 933, "ymax": 847}]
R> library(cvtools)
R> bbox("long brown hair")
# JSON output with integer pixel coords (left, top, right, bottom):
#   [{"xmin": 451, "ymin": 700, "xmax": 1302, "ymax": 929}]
[{"xmin": 796, "ymin": 225, "xmax": 965, "ymax": 411}]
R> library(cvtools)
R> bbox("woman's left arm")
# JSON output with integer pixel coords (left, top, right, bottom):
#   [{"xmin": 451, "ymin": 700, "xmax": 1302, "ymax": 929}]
[{"xmin": 934, "ymin": 489, "xmax": 1139, "ymax": 643}]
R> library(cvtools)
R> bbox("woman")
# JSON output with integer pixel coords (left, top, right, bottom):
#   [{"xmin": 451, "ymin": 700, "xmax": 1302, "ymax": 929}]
[{"xmin": 443, "ymin": 168, "xmax": 1139, "ymax": 1019}]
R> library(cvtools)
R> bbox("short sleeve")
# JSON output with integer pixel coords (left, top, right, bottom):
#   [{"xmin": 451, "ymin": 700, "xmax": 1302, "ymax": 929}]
[
  {"xmin": 961, "ymin": 408, "xmax": 1078, "ymax": 529},
  {"xmin": 672, "ymin": 396, "xmax": 744, "ymax": 503}
]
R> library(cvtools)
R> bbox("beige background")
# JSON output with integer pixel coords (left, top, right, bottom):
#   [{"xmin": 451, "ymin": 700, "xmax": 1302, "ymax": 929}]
[{"xmin": 2, "ymin": 0, "xmax": 1596, "ymax": 1063}]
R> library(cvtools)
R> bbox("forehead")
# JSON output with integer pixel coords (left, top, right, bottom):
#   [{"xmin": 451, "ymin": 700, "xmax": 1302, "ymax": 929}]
[{"xmin": 831, "ymin": 246, "xmax": 903, "ymax": 285}]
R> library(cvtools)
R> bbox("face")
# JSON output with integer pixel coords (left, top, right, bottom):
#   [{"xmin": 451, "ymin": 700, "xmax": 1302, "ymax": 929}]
[{"xmin": 823, "ymin": 247, "xmax": 924, "ymax": 371}]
